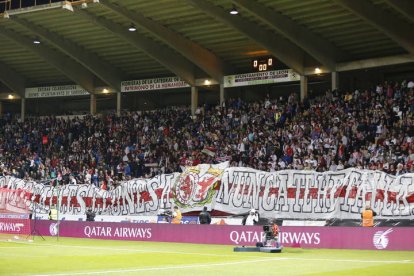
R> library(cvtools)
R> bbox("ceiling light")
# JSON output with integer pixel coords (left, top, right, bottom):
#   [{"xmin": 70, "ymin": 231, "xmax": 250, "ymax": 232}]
[
  {"xmin": 204, "ymin": 79, "xmax": 211, "ymax": 85},
  {"xmin": 8, "ymin": 94, "xmax": 14, "ymax": 99},
  {"xmin": 128, "ymin": 24, "xmax": 137, "ymax": 32},
  {"xmin": 102, "ymin": 88, "xmax": 109, "ymax": 94},
  {"xmin": 33, "ymin": 38, "xmax": 40, "ymax": 44},
  {"xmin": 314, "ymin": 67, "xmax": 321, "ymax": 74},
  {"xmin": 230, "ymin": 5, "xmax": 238, "ymax": 15}
]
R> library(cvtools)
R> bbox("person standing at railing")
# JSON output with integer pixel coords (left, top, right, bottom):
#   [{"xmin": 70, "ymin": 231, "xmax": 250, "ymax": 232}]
[
  {"xmin": 48, "ymin": 206, "xmax": 58, "ymax": 220},
  {"xmin": 361, "ymin": 204, "xmax": 377, "ymax": 227},
  {"xmin": 171, "ymin": 206, "xmax": 182, "ymax": 224},
  {"xmin": 198, "ymin": 206, "xmax": 211, "ymax": 224},
  {"xmin": 243, "ymin": 209, "xmax": 259, "ymax": 226}
]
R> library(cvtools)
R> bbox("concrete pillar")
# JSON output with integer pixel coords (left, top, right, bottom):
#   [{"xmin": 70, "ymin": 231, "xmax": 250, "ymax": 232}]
[
  {"xmin": 219, "ymin": 83, "xmax": 225, "ymax": 106},
  {"xmin": 90, "ymin": 94, "xmax": 96, "ymax": 115},
  {"xmin": 21, "ymin": 98, "xmax": 25, "ymax": 122},
  {"xmin": 191, "ymin": 86, "xmax": 198, "ymax": 116},
  {"xmin": 300, "ymin": 75, "xmax": 308, "ymax": 102},
  {"xmin": 116, "ymin": 92, "xmax": 121, "ymax": 117},
  {"xmin": 331, "ymin": 71, "xmax": 339, "ymax": 91}
]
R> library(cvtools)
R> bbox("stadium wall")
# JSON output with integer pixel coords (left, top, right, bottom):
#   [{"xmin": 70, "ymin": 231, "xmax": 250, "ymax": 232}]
[
  {"xmin": 33, "ymin": 220, "xmax": 414, "ymax": 251},
  {"xmin": 1, "ymin": 79, "xmax": 329, "ymax": 116}
]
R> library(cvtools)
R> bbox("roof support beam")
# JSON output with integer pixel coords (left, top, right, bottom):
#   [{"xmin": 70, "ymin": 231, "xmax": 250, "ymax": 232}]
[
  {"xmin": 11, "ymin": 16, "xmax": 125, "ymax": 92},
  {"xmin": 0, "ymin": 28, "xmax": 95, "ymax": 93},
  {"xmin": 303, "ymin": 54, "xmax": 414, "ymax": 75},
  {"xmin": 0, "ymin": 60, "xmax": 26, "ymax": 97},
  {"xmin": 100, "ymin": 0, "xmax": 228, "ymax": 82},
  {"xmin": 385, "ymin": 0, "xmax": 414, "ymax": 23},
  {"xmin": 336, "ymin": 54, "xmax": 414, "ymax": 72},
  {"xmin": 76, "ymin": 9, "xmax": 196, "ymax": 86},
  {"xmin": 186, "ymin": 0, "xmax": 305, "ymax": 75},
  {"xmin": 233, "ymin": 0, "xmax": 344, "ymax": 70},
  {"xmin": 335, "ymin": 0, "xmax": 414, "ymax": 54}
]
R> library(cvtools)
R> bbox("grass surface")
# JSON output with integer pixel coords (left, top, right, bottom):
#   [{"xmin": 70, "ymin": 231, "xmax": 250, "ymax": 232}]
[{"xmin": 1, "ymin": 236, "xmax": 413, "ymax": 275}]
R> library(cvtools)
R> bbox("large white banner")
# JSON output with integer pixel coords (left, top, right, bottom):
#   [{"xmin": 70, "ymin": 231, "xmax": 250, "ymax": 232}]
[
  {"xmin": 0, "ymin": 163, "xmax": 228, "ymax": 216},
  {"xmin": 223, "ymin": 69, "xmax": 300, "ymax": 88},
  {"xmin": 25, "ymin": 85, "xmax": 89, "ymax": 98},
  {"xmin": 215, "ymin": 168, "xmax": 414, "ymax": 219},
  {"xmin": 1, "ymin": 166, "xmax": 413, "ymax": 220},
  {"xmin": 121, "ymin": 77, "xmax": 190, "ymax": 92}
]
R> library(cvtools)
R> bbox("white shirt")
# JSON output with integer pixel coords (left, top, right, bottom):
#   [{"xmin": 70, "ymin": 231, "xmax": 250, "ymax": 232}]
[
  {"xmin": 85, "ymin": 173, "xmax": 91, "ymax": 184},
  {"xmin": 245, "ymin": 213, "xmax": 259, "ymax": 226}
]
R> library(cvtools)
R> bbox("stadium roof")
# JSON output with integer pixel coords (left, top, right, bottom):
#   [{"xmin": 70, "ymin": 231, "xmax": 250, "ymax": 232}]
[{"xmin": 0, "ymin": 0, "xmax": 413, "ymax": 97}]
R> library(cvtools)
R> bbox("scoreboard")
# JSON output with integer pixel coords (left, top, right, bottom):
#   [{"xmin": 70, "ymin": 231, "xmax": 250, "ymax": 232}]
[{"xmin": 252, "ymin": 57, "xmax": 274, "ymax": 72}]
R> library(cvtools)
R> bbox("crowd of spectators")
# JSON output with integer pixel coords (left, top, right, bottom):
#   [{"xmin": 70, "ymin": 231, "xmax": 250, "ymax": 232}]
[{"xmin": 0, "ymin": 79, "xmax": 413, "ymax": 189}]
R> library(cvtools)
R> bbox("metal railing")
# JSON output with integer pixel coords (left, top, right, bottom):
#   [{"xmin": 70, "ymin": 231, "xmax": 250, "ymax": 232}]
[{"xmin": 0, "ymin": 0, "xmax": 94, "ymax": 15}]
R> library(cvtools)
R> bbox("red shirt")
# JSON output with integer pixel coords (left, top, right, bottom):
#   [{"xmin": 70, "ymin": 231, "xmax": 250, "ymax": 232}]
[{"xmin": 272, "ymin": 224, "xmax": 279, "ymax": 237}]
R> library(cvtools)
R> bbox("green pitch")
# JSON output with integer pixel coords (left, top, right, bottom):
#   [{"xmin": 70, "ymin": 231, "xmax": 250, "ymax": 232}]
[{"xmin": 1, "ymin": 237, "xmax": 414, "ymax": 276}]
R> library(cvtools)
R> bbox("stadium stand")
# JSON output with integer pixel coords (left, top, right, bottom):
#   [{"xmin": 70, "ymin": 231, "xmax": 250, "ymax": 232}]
[
  {"xmin": 0, "ymin": 1, "xmax": 413, "ymax": 233},
  {"xmin": 0, "ymin": 80, "xmax": 413, "ymax": 190}
]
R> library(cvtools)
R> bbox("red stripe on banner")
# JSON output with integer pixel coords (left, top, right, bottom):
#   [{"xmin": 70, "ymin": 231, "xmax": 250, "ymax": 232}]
[
  {"xmin": 34, "ymin": 194, "xmax": 41, "ymax": 203},
  {"xmin": 60, "ymin": 196, "xmax": 68, "ymax": 205},
  {"xmin": 375, "ymin": 189, "xmax": 384, "ymax": 201},
  {"xmin": 140, "ymin": 191, "xmax": 152, "ymax": 202},
  {"xmin": 71, "ymin": 197, "xmax": 80, "ymax": 207},
  {"xmin": 387, "ymin": 191, "xmax": 397, "ymax": 203},
  {"xmin": 155, "ymin": 188, "xmax": 163, "ymax": 198},
  {"xmin": 339, "ymin": 187, "xmax": 347, "ymax": 198},
  {"xmin": 308, "ymin": 188, "xmax": 319, "ymax": 198},
  {"xmin": 407, "ymin": 193, "xmax": 414, "ymax": 203},
  {"xmin": 348, "ymin": 187, "xmax": 358, "ymax": 199},
  {"xmin": 287, "ymin": 188, "xmax": 296, "ymax": 198},
  {"xmin": 268, "ymin": 187, "xmax": 278, "ymax": 196},
  {"xmin": 85, "ymin": 197, "xmax": 92, "ymax": 206},
  {"xmin": 31, "ymin": 187, "xmax": 414, "ymax": 209}
]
